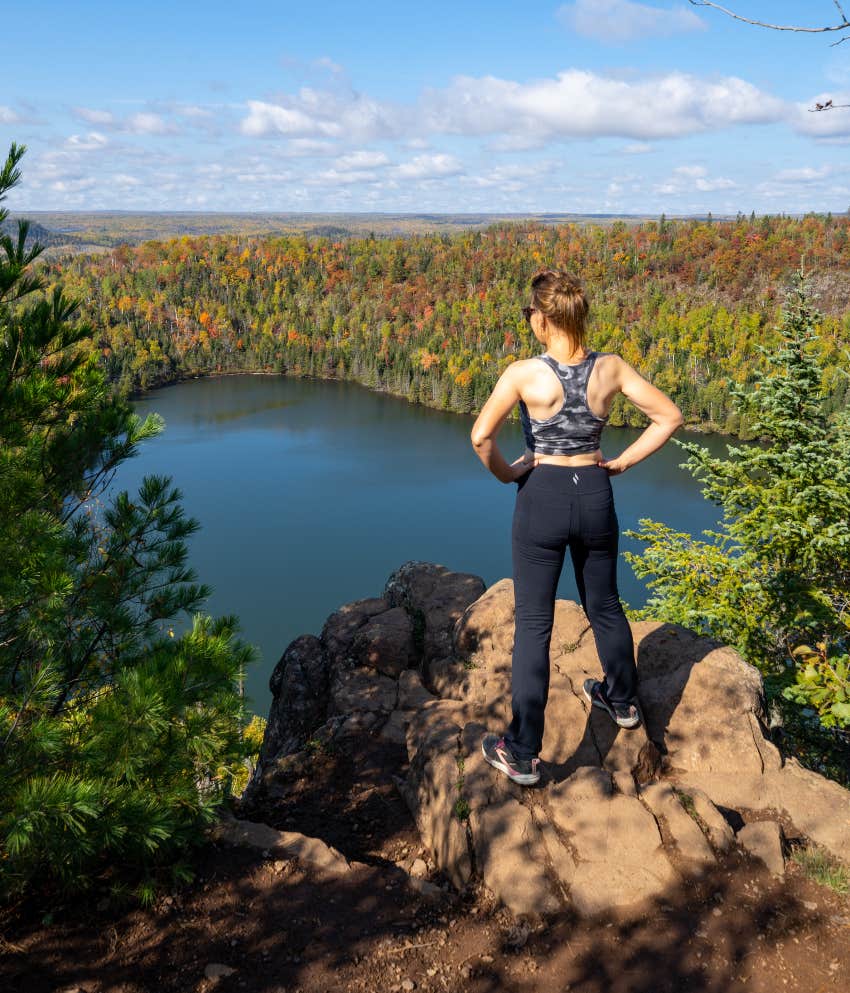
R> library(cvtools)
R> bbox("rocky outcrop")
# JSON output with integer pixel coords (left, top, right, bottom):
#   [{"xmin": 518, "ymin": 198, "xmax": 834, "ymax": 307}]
[
  {"xmin": 250, "ymin": 562, "xmax": 850, "ymax": 920},
  {"xmin": 247, "ymin": 561, "xmax": 486, "ymax": 801}
]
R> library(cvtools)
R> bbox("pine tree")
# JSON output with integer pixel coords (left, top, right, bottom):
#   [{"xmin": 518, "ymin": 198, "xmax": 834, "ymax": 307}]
[
  {"xmin": 624, "ymin": 271, "xmax": 850, "ymax": 743},
  {"xmin": 0, "ymin": 144, "xmax": 257, "ymax": 903}
]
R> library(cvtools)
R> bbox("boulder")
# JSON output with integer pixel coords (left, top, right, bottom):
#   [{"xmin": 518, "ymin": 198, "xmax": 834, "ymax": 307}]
[
  {"xmin": 384, "ymin": 561, "xmax": 486, "ymax": 666},
  {"xmin": 211, "ymin": 814, "xmax": 352, "ymax": 878},
  {"xmin": 548, "ymin": 769, "xmax": 677, "ymax": 916},
  {"xmin": 260, "ymin": 634, "xmax": 331, "ymax": 763},
  {"xmin": 737, "ymin": 820, "xmax": 785, "ymax": 877},
  {"xmin": 674, "ymin": 756, "xmax": 850, "ymax": 868},
  {"xmin": 395, "ymin": 702, "xmax": 471, "ymax": 891},
  {"xmin": 328, "ymin": 666, "xmax": 397, "ymax": 716},
  {"xmin": 453, "ymin": 578, "xmax": 516, "ymax": 663},
  {"xmin": 350, "ymin": 606, "xmax": 417, "ymax": 678},
  {"xmin": 461, "ymin": 722, "xmax": 561, "ymax": 918},
  {"xmin": 677, "ymin": 785, "xmax": 735, "ymax": 854},
  {"xmin": 639, "ymin": 781, "xmax": 715, "ymax": 867},
  {"xmin": 321, "ymin": 597, "xmax": 392, "ymax": 670},
  {"xmin": 631, "ymin": 621, "xmax": 775, "ymax": 776},
  {"xmin": 397, "ymin": 670, "xmax": 438, "ymax": 710}
]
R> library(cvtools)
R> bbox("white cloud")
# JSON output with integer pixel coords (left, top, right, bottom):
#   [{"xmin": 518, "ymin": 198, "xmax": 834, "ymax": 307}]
[
  {"xmin": 236, "ymin": 171, "xmax": 295, "ymax": 183},
  {"xmin": 695, "ymin": 176, "xmax": 736, "ymax": 192},
  {"xmin": 655, "ymin": 164, "xmax": 737, "ymax": 195},
  {"xmin": 791, "ymin": 93, "xmax": 850, "ymax": 139},
  {"xmin": 70, "ymin": 106, "xmax": 179, "ymax": 135},
  {"xmin": 241, "ymin": 101, "xmax": 341, "ymax": 138},
  {"xmin": 309, "ymin": 167, "xmax": 381, "ymax": 184},
  {"xmin": 334, "ymin": 149, "xmax": 390, "ymax": 169},
  {"xmin": 177, "ymin": 104, "xmax": 214, "ymax": 119},
  {"xmin": 421, "ymin": 70, "xmax": 785, "ymax": 140},
  {"xmin": 623, "ymin": 142, "xmax": 653, "ymax": 154},
  {"xmin": 557, "ymin": 0, "xmax": 705, "ymax": 43},
  {"xmin": 50, "ymin": 177, "xmax": 98, "ymax": 193},
  {"xmin": 282, "ymin": 138, "xmax": 337, "ymax": 156},
  {"xmin": 314, "ymin": 56, "xmax": 343, "ymax": 75},
  {"xmin": 463, "ymin": 161, "xmax": 557, "ymax": 189},
  {"xmin": 72, "ymin": 106, "xmax": 116, "ymax": 126},
  {"xmin": 485, "ymin": 133, "xmax": 547, "ymax": 152},
  {"xmin": 392, "ymin": 153, "xmax": 463, "ymax": 180},
  {"xmin": 0, "ymin": 106, "xmax": 21, "ymax": 124},
  {"xmin": 66, "ymin": 132, "xmax": 109, "ymax": 150},
  {"xmin": 126, "ymin": 112, "xmax": 176, "ymax": 135},
  {"xmin": 773, "ymin": 165, "xmax": 834, "ymax": 183},
  {"xmin": 240, "ymin": 88, "xmax": 404, "ymax": 141}
]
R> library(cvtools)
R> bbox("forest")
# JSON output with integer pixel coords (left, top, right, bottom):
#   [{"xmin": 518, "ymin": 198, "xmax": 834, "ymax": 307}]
[{"xmin": 35, "ymin": 212, "xmax": 850, "ymax": 436}]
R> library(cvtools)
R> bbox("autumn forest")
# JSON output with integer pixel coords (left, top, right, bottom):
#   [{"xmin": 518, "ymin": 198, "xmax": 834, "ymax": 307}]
[{"xmin": 38, "ymin": 213, "xmax": 850, "ymax": 437}]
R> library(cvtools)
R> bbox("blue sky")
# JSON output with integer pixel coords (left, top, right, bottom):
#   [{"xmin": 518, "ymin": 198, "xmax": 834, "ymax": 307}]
[{"xmin": 3, "ymin": 1, "xmax": 850, "ymax": 214}]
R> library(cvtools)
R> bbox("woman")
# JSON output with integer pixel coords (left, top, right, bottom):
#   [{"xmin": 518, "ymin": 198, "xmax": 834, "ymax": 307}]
[{"xmin": 470, "ymin": 268, "xmax": 683, "ymax": 786}]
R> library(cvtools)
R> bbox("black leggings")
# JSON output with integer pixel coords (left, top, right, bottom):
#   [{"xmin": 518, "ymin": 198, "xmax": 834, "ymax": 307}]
[{"xmin": 503, "ymin": 463, "xmax": 637, "ymax": 760}]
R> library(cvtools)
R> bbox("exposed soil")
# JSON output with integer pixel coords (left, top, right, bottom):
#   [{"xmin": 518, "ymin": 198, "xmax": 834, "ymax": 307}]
[{"xmin": 2, "ymin": 732, "xmax": 849, "ymax": 993}]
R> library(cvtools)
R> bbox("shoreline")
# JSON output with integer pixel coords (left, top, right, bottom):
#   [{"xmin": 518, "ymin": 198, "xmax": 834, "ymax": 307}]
[{"xmin": 126, "ymin": 366, "xmax": 736, "ymax": 440}]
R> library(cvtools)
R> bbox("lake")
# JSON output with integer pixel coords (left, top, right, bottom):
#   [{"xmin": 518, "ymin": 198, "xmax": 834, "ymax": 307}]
[{"xmin": 116, "ymin": 374, "xmax": 731, "ymax": 714}]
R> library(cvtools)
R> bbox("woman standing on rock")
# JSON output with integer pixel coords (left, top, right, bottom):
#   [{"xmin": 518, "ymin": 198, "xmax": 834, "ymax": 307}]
[{"xmin": 470, "ymin": 268, "xmax": 683, "ymax": 786}]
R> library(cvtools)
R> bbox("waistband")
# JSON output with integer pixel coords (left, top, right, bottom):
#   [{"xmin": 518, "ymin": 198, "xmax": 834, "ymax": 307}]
[{"xmin": 531, "ymin": 462, "xmax": 607, "ymax": 473}]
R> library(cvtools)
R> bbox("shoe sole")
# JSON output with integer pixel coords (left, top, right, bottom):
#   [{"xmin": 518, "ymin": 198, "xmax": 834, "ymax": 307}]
[
  {"xmin": 481, "ymin": 740, "xmax": 540, "ymax": 785},
  {"xmin": 583, "ymin": 683, "xmax": 642, "ymax": 730}
]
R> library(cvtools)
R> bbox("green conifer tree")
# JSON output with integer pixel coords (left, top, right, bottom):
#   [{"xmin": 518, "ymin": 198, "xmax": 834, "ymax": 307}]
[
  {"xmin": 625, "ymin": 271, "xmax": 850, "ymax": 745},
  {"xmin": 0, "ymin": 144, "xmax": 257, "ymax": 903}
]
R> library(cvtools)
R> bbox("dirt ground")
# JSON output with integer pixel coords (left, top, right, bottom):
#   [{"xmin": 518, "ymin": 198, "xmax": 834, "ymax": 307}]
[{"xmin": 2, "ymin": 733, "xmax": 849, "ymax": 993}]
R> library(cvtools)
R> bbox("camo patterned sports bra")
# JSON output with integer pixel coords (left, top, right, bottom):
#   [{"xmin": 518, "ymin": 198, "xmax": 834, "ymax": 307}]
[{"xmin": 518, "ymin": 351, "xmax": 609, "ymax": 456}]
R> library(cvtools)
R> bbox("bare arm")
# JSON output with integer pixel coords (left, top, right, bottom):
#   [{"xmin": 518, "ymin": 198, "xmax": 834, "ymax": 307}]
[
  {"xmin": 470, "ymin": 364, "xmax": 536, "ymax": 484},
  {"xmin": 598, "ymin": 357, "xmax": 684, "ymax": 475}
]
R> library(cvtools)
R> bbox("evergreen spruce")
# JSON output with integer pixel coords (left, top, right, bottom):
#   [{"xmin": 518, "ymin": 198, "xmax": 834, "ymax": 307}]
[
  {"xmin": 0, "ymin": 144, "xmax": 257, "ymax": 903},
  {"xmin": 625, "ymin": 271, "xmax": 850, "ymax": 767}
]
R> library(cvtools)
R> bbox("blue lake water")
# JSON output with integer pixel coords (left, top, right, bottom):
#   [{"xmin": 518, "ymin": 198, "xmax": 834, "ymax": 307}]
[{"xmin": 114, "ymin": 374, "xmax": 730, "ymax": 714}]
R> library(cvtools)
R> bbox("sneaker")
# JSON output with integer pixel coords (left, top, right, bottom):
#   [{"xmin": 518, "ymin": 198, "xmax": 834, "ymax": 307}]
[
  {"xmin": 481, "ymin": 733, "xmax": 541, "ymax": 785},
  {"xmin": 583, "ymin": 678, "xmax": 641, "ymax": 730}
]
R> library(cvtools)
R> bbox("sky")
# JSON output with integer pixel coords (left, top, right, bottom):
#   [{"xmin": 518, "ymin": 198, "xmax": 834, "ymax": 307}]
[{"xmin": 3, "ymin": 1, "xmax": 850, "ymax": 215}]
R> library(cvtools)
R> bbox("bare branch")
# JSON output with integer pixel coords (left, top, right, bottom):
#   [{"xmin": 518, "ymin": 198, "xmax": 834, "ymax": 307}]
[{"xmin": 688, "ymin": 0, "xmax": 850, "ymax": 34}]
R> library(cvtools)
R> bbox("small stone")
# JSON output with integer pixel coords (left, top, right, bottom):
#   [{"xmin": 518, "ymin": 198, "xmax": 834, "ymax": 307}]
[
  {"xmin": 204, "ymin": 963, "xmax": 236, "ymax": 980},
  {"xmin": 480, "ymin": 954, "xmax": 494, "ymax": 963},
  {"xmin": 737, "ymin": 821, "xmax": 785, "ymax": 877},
  {"xmin": 803, "ymin": 901, "xmax": 818, "ymax": 911},
  {"xmin": 712, "ymin": 908, "xmax": 722, "ymax": 917},
  {"xmin": 273, "ymin": 860, "xmax": 287, "ymax": 873},
  {"xmin": 401, "ymin": 981, "xmax": 416, "ymax": 991},
  {"xmin": 410, "ymin": 858, "xmax": 428, "ymax": 878}
]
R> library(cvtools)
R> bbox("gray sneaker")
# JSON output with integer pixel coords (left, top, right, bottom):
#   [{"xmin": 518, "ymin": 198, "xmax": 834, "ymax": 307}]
[
  {"xmin": 481, "ymin": 733, "xmax": 540, "ymax": 785},
  {"xmin": 583, "ymin": 678, "xmax": 641, "ymax": 730}
]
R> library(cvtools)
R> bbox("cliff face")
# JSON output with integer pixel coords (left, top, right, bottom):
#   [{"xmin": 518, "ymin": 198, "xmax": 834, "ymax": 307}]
[{"xmin": 241, "ymin": 561, "xmax": 850, "ymax": 920}]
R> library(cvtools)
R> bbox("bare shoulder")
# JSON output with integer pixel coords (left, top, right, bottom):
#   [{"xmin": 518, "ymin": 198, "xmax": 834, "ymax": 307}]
[
  {"xmin": 593, "ymin": 351, "xmax": 627, "ymax": 386},
  {"xmin": 502, "ymin": 357, "xmax": 539, "ymax": 384}
]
